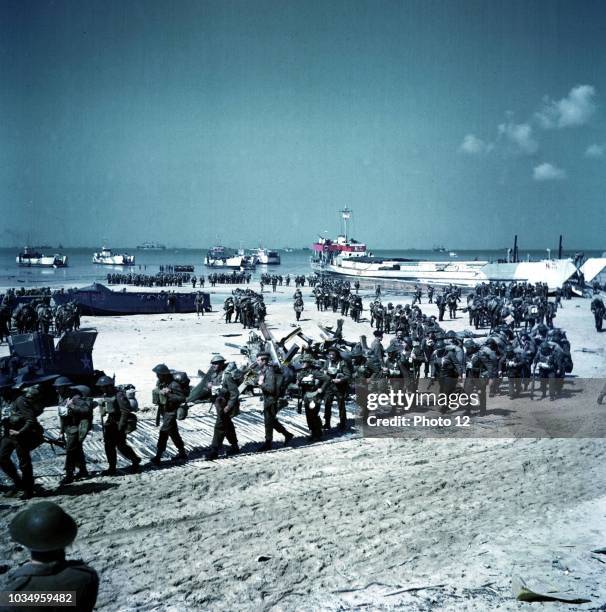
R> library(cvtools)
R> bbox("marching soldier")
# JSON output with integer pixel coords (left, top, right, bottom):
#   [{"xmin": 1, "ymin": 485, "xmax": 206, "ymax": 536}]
[
  {"xmin": 96, "ymin": 376, "xmax": 141, "ymax": 475},
  {"xmin": 194, "ymin": 291, "xmax": 205, "ymax": 317},
  {"xmin": 591, "ymin": 296, "xmax": 605, "ymax": 332},
  {"xmin": 297, "ymin": 356, "xmax": 324, "ymax": 441},
  {"xmin": 257, "ymin": 352, "xmax": 293, "ymax": 451},
  {"xmin": 293, "ymin": 295, "xmax": 304, "ymax": 322},
  {"xmin": 54, "ymin": 378, "xmax": 92, "ymax": 485},
  {"xmin": 321, "ymin": 347, "xmax": 352, "ymax": 431},
  {"xmin": 430, "ymin": 340, "xmax": 461, "ymax": 409},
  {"xmin": 0, "ymin": 385, "xmax": 44, "ymax": 499},
  {"xmin": 6, "ymin": 502, "xmax": 99, "ymax": 611},
  {"xmin": 205, "ymin": 355, "xmax": 240, "ymax": 460},
  {"xmin": 150, "ymin": 364, "xmax": 188, "ymax": 465}
]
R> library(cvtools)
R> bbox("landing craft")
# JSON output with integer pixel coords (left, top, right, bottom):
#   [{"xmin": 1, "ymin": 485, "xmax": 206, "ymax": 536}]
[
  {"xmin": 92, "ymin": 246, "xmax": 135, "ymax": 266},
  {"xmin": 310, "ymin": 209, "xmax": 582, "ymax": 292}
]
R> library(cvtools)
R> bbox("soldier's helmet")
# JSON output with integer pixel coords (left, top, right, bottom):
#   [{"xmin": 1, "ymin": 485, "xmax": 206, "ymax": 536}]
[
  {"xmin": 463, "ymin": 339, "xmax": 476, "ymax": 349},
  {"xmin": 173, "ymin": 372, "xmax": 190, "ymax": 386},
  {"xmin": 210, "ymin": 355, "xmax": 226, "ymax": 364},
  {"xmin": 152, "ymin": 363, "xmax": 171, "ymax": 375},
  {"xmin": 327, "ymin": 347, "xmax": 341, "ymax": 356},
  {"xmin": 96, "ymin": 375, "xmax": 114, "ymax": 388},
  {"xmin": 53, "ymin": 376, "xmax": 73, "ymax": 388},
  {"xmin": 485, "ymin": 338, "xmax": 497, "ymax": 350},
  {"xmin": 70, "ymin": 385, "xmax": 91, "ymax": 397},
  {"xmin": 10, "ymin": 502, "xmax": 78, "ymax": 552}
]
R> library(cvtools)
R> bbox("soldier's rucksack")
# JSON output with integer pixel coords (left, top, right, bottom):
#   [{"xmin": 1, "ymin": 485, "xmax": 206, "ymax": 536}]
[{"xmin": 126, "ymin": 411, "xmax": 138, "ymax": 433}]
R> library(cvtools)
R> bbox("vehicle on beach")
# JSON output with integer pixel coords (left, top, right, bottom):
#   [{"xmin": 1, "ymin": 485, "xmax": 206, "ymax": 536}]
[
  {"xmin": 16, "ymin": 247, "xmax": 68, "ymax": 268},
  {"xmin": 92, "ymin": 247, "xmax": 135, "ymax": 266}
]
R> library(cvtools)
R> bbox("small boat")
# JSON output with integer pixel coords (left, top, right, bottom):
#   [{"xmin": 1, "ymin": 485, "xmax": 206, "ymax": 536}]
[
  {"xmin": 16, "ymin": 247, "xmax": 68, "ymax": 268},
  {"xmin": 253, "ymin": 247, "xmax": 281, "ymax": 265},
  {"xmin": 52, "ymin": 283, "xmax": 210, "ymax": 316},
  {"xmin": 92, "ymin": 247, "xmax": 135, "ymax": 266},
  {"xmin": 449, "ymin": 251, "xmax": 458, "ymax": 258},
  {"xmin": 136, "ymin": 241, "xmax": 166, "ymax": 250},
  {"xmin": 433, "ymin": 245, "xmax": 447, "ymax": 253}
]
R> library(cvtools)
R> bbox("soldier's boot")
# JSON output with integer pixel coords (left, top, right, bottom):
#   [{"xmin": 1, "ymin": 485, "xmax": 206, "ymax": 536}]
[
  {"xmin": 205, "ymin": 448, "xmax": 220, "ymax": 460},
  {"xmin": 283, "ymin": 431, "xmax": 294, "ymax": 446},
  {"xmin": 257, "ymin": 441, "xmax": 272, "ymax": 452}
]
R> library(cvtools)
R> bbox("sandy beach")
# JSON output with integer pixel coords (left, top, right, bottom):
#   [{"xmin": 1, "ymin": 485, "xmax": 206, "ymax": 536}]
[{"xmin": 1, "ymin": 283, "xmax": 605, "ymax": 610}]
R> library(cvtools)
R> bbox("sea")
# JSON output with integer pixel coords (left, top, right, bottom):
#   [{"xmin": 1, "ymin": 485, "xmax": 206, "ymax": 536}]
[{"xmin": 1, "ymin": 247, "xmax": 603, "ymax": 290}]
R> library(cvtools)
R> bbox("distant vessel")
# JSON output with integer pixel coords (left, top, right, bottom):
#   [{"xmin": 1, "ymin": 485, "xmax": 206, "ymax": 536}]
[
  {"xmin": 136, "ymin": 241, "xmax": 166, "ymax": 250},
  {"xmin": 53, "ymin": 283, "xmax": 210, "ymax": 316},
  {"xmin": 253, "ymin": 247, "xmax": 281, "ymax": 265},
  {"xmin": 449, "ymin": 251, "xmax": 458, "ymax": 258},
  {"xmin": 92, "ymin": 247, "xmax": 135, "ymax": 266},
  {"xmin": 282, "ymin": 247, "xmax": 294, "ymax": 253},
  {"xmin": 204, "ymin": 246, "xmax": 256, "ymax": 269},
  {"xmin": 16, "ymin": 247, "xmax": 68, "ymax": 268},
  {"xmin": 433, "ymin": 245, "xmax": 447, "ymax": 253},
  {"xmin": 311, "ymin": 209, "xmax": 578, "ymax": 291}
]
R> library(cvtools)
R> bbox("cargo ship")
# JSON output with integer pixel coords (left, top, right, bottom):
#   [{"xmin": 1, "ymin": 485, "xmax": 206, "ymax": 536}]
[
  {"xmin": 16, "ymin": 247, "xmax": 68, "ymax": 268},
  {"xmin": 136, "ymin": 241, "xmax": 166, "ymax": 250},
  {"xmin": 310, "ymin": 209, "xmax": 578, "ymax": 291},
  {"xmin": 92, "ymin": 247, "xmax": 135, "ymax": 266}
]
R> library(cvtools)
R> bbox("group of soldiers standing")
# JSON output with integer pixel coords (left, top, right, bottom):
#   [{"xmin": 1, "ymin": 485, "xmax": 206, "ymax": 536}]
[
  {"xmin": 106, "ymin": 271, "xmax": 193, "ymax": 287},
  {"xmin": 223, "ymin": 289, "xmax": 267, "ymax": 328}
]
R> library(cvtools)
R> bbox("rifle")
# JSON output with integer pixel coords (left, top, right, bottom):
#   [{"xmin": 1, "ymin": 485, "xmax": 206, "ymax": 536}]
[{"xmin": 43, "ymin": 434, "xmax": 66, "ymax": 453}]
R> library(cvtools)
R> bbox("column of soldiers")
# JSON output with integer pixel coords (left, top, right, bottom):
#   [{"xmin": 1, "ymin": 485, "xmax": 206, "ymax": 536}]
[
  {"xmin": 0, "ymin": 297, "xmax": 79, "ymax": 337},
  {"xmin": 107, "ymin": 271, "xmax": 192, "ymax": 286},
  {"xmin": 208, "ymin": 271, "xmax": 252, "ymax": 286},
  {"xmin": 312, "ymin": 279, "xmax": 364, "ymax": 322}
]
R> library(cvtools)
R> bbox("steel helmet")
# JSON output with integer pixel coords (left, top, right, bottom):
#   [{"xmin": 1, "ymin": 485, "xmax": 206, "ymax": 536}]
[
  {"xmin": 152, "ymin": 363, "xmax": 171, "ymax": 375},
  {"xmin": 53, "ymin": 376, "xmax": 73, "ymax": 388},
  {"xmin": 96, "ymin": 375, "xmax": 114, "ymax": 387},
  {"xmin": 10, "ymin": 502, "xmax": 78, "ymax": 552}
]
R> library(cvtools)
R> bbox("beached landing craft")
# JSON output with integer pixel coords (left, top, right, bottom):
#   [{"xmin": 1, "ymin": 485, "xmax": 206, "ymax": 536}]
[
  {"xmin": 311, "ymin": 208, "xmax": 579, "ymax": 291},
  {"xmin": 92, "ymin": 246, "xmax": 135, "ymax": 266},
  {"xmin": 16, "ymin": 247, "xmax": 68, "ymax": 268},
  {"xmin": 52, "ymin": 283, "xmax": 211, "ymax": 316}
]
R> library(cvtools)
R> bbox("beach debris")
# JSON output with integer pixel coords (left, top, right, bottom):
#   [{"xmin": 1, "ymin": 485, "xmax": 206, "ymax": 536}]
[
  {"xmin": 257, "ymin": 555, "xmax": 271, "ymax": 562},
  {"xmin": 511, "ymin": 576, "xmax": 591, "ymax": 604}
]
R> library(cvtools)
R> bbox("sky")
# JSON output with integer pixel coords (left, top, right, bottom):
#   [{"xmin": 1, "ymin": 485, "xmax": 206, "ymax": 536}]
[{"xmin": 1, "ymin": 0, "xmax": 605, "ymax": 249}]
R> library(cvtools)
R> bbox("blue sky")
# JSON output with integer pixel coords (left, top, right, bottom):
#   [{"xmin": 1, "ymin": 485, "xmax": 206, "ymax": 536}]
[{"xmin": 1, "ymin": 0, "xmax": 605, "ymax": 249}]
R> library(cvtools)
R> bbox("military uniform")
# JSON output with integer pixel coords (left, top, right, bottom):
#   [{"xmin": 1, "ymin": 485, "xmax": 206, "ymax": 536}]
[
  {"xmin": 0, "ymin": 391, "xmax": 43, "ymax": 497},
  {"xmin": 58, "ymin": 393, "xmax": 93, "ymax": 483},
  {"xmin": 206, "ymin": 360, "xmax": 240, "ymax": 458},
  {"xmin": 321, "ymin": 352, "xmax": 352, "ymax": 430},
  {"xmin": 151, "ymin": 367, "xmax": 187, "ymax": 463},
  {"xmin": 99, "ymin": 384, "xmax": 140, "ymax": 474},
  {"xmin": 258, "ymin": 360, "xmax": 292, "ymax": 450},
  {"xmin": 296, "ymin": 361, "xmax": 325, "ymax": 441}
]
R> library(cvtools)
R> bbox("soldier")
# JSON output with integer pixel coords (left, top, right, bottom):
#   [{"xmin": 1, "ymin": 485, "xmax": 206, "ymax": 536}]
[
  {"xmin": 427, "ymin": 286, "xmax": 434, "ymax": 304},
  {"xmin": 430, "ymin": 340, "xmax": 461, "ymax": 410},
  {"xmin": 54, "ymin": 378, "xmax": 92, "ymax": 485},
  {"xmin": 150, "ymin": 364, "xmax": 188, "ymax": 464},
  {"xmin": 293, "ymin": 295, "xmax": 304, "ymax": 322},
  {"xmin": 297, "ymin": 356, "xmax": 324, "ymax": 441},
  {"xmin": 194, "ymin": 291, "xmax": 205, "ymax": 317},
  {"xmin": 533, "ymin": 342, "xmax": 558, "ymax": 400},
  {"xmin": 257, "ymin": 352, "xmax": 293, "ymax": 451},
  {"xmin": 205, "ymin": 355, "xmax": 240, "ymax": 460},
  {"xmin": 436, "ymin": 294, "xmax": 446, "ymax": 322},
  {"xmin": 6, "ymin": 502, "xmax": 98, "ymax": 611},
  {"xmin": 96, "ymin": 376, "xmax": 141, "ymax": 475},
  {"xmin": 321, "ymin": 347, "xmax": 352, "ymax": 431},
  {"xmin": 0, "ymin": 385, "xmax": 44, "ymax": 499},
  {"xmin": 591, "ymin": 296, "xmax": 605, "ymax": 332},
  {"xmin": 503, "ymin": 344, "xmax": 526, "ymax": 399},
  {"xmin": 223, "ymin": 297, "xmax": 235, "ymax": 323},
  {"xmin": 370, "ymin": 330, "xmax": 385, "ymax": 362}
]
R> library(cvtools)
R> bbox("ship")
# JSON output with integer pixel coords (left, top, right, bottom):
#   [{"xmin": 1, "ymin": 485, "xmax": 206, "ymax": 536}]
[
  {"xmin": 204, "ymin": 246, "xmax": 256, "ymax": 269},
  {"xmin": 92, "ymin": 247, "xmax": 135, "ymax": 266},
  {"xmin": 16, "ymin": 247, "xmax": 68, "ymax": 268},
  {"xmin": 136, "ymin": 241, "xmax": 166, "ymax": 250},
  {"xmin": 310, "ymin": 209, "xmax": 578, "ymax": 291},
  {"xmin": 432, "ymin": 245, "xmax": 447, "ymax": 253},
  {"xmin": 253, "ymin": 247, "xmax": 281, "ymax": 265},
  {"xmin": 52, "ymin": 283, "xmax": 211, "ymax": 316}
]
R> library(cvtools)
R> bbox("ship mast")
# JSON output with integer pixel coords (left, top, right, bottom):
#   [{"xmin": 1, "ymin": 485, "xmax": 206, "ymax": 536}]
[{"xmin": 340, "ymin": 207, "xmax": 352, "ymax": 242}]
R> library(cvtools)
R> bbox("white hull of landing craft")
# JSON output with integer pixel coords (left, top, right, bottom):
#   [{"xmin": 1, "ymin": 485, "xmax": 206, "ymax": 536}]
[
  {"xmin": 92, "ymin": 249, "xmax": 135, "ymax": 265},
  {"xmin": 16, "ymin": 255, "xmax": 68, "ymax": 267},
  {"xmin": 311, "ymin": 257, "xmax": 578, "ymax": 291},
  {"xmin": 204, "ymin": 255, "xmax": 255, "ymax": 269}
]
